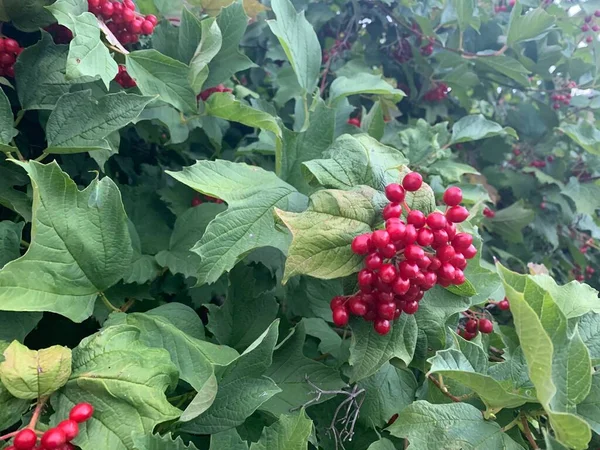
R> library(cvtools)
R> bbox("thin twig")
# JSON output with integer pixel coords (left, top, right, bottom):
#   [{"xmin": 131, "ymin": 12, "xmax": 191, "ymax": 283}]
[
  {"xmin": 120, "ymin": 298, "xmax": 135, "ymax": 312},
  {"xmin": 28, "ymin": 397, "xmax": 48, "ymax": 429},
  {"xmin": 99, "ymin": 292, "xmax": 121, "ymax": 313},
  {"xmin": 427, "ymin": 374, "xmax": 474, "ymax": 402},
  {"xmin": 520, "ymin": 416, "xmax": 539, "ymax": 449}
]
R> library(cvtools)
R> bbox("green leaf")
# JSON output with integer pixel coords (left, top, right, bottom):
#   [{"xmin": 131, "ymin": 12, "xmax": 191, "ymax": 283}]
[
  {"xmin": 124, "ymin": 220, "xmax": 161, "ymax": 284},
  {"xmin": 267, "ymin": 0, "xmax": 321, "ymax": 95},
  {"xmin": 180, "ymin": 321, "xmax": 282, "ymax": 434},
  {"xmin": 357, "ymin": 363, "xmax": 417, "ymax": 429},
  {"xmin": 207, "ymin": 264, "xmax": 279, "ymax": 351},
  {"xmin": 361, "ymin": 101, "xmax": 385, "ymax": 141},
  {"xmin": 0, "ymin": 341, "xmax": 71, "ymax": 400},
  {"xmin": 367, "ymin": 439, "xmax": 396, "ymax": 450},
  {"xmin": 156, "ymin": 204, "xmax": 226, "ymax": 278},
  {"xmin": 579, "ymin": 312, "xmax": 600, "ymax": 364},
  {"xmin": 486, "ymin": 200, "xmax": 535, "ymax": 243},
  {"xmin": 45, "ymin": 90, "xmax": 153, "ymax": 154},
  {"xmin": 126, "ymin": 49, "xmax": 198, "ymax": 114},
  {"xmin": 249, "ymin": 411, "xmax": 313, "ymax": 450},
  {"xmin": 453, "ymin": 0, "xmax": 477, "ymax": 31},
  {"xmin": 0, "ymin": 312, "xmax": 42, "ymax": 343},
  {"xmin": 14, "ymin": 32, "xmax": 77, "ymax": 111},
  {"xmin": 0, "ymin": 221, "xmax": 23, "ymax": 268},
  {"xmin": 205, "ymin": 2, "xmax": 255, "ymax": 88},
  {"xmin": 189, "ymin": 17, "xmax": 222, "ymax": 93},
  {"xmin": 210, "ymin": 429, "xmax": 249, "ymax": 450},
  {"xmin": 560, "ymin": 121, "xmax": 600, "ymax": 155},
  {"xmin": 2, "ymin": 0, "xmax": 54, "ymax": 32},
  {"xmin": 476, "ymin": 56, "xmax": 531, "ymax": 86},
  {"xmin": 578, "ymin": 373, "xmax": 600, "ymax": 434},
  {"xmin": 530, "ymin": 275, "xmax": 600, "ymax": 319},
  {"xmin": 166, "ymin": 160, "xmax": 306, "ymax": 285},
  {"xmin": 561, "ymin": 177, "xmax": 600, "ymax": 216},
  {"xmin": 328, "ymin": 72, "xmax": 405, "ymax": 105},
  {"xmin": 52, "ymin": 325, "xmax": 181, "ymax": 450},
  {"xmin": 348, "ymin": 314, "xmax": 418, "ymax": 383},
  {"xmin": 450, "ymin": 114, "xmax": 517, "ymax": 144},
  {"xmin": 507, "ymin": 4, "xmax": 555, "ymax": 46},
  {"xmin": 387, "ymin": 401, "xmax": 525, "ymax": 449},
  {"xmin": 0, "ymin": 89, "xmax": 16, "ymax": 153},
  {"xmin": 48, "ymin": 9, "xmax": 118, "ymax": 88},
  {"xmin": 132, "ymin": 433, "xmax": 200, "ymax": 450},
  {"xmin": 0, "ymin": 379, "xmax": 29, "ymax": 430},
  {"xmin": 275, "ymin": 188, "xmax": 378, "ymax": 283},
  {"xmin": 261, "ymin": 322, "xmax": 345, "ymax": 415},
  {"xmin": 178, "ymin": 8, "xmax": 204, "ymax": 64},
  {"xmin": 0, "ymin": 161, "xmax": 132, "ymax": 322},
  {"xmin": 0, "ymin": 161, "xmax": 31, "ymax": 222}
]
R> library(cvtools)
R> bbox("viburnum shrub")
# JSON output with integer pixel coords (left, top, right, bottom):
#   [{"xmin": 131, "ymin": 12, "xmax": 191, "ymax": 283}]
[{"xmin": 0, "ymin": 0, "xmax": 599, "ymax": 449}]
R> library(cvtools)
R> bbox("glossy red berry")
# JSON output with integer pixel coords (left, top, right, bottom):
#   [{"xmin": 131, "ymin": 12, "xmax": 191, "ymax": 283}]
[
  {"xmin": 443, "ymin": 186, "xmax": 462, "ymax": 206},
  {"xmin": 145, "ymin": 14, "xmax": 158, "ymax": 25},
  {"xmin": 14, "ymin": 429, "xmax": 37, "ymax": 450},
  {"xmin": 426, "ymin": 212, "xmax": 447, "ymax": 230},
  {"xmin": 330, "ymin": 296, "xmax": 345, "ymax": 310},
  {"xmin": 371, "ymin": 230, "xmax": 391, "ymax": 248},
  {"xmin": 365, "ymin": 252, "xmax": 383, "ymax": 270},
  {"xmin": 4, "ymin": 39, "xmax": 19, "ymax": 54},
  {"xmin": 462, "ymin": 244, "xmax": 477, "ymax": 259},
  {"xmin": 392, "ymin": 276, "xmax": 410, "ymax": 295},
  {"xmin": 383, "ymin": 202, "xmax": 402, "ymax": 220},
  {"xmin": 57, "ymin": 420, "xmax": 79, "ymax": 441},
  {"xmin": 379, "ymin": 243, "xmax": 397, "ymax": 259},
  {"xmin": 438, "ymin": 262, "xmax": 456, "ymax": 280},
  {"xmin": 332, "ymin": 307, "xmax": 349, "ymax": 326},
  {"xmin": 446, "ymin": 205, "xmax": 469, "ymax": 223},
  {"xmin": 402, "ymin": 172, "xmax": 423, "ymax": 191},
  {"xmin": 124, "ymin": 0, "xmax": 136, "ymax": 9},
  {"xmin": 351, "ymin": 233, "xmax": 372, "ymax": 255},
  {"xmin": 417, "ymin": 228, "xmax": 434, "ymax": 247},
  {"xmin": 377, "ymin": 301, "xmax": 396, "ymax": 320},
  {"xmin": 432, "ymin": 229, "xmax": 449, "ymax": 247},
  {"xmin": 402, "ymin": 300, "xmax": 419, "ymax": 314},
  {"xmin": 69, "ymin": 402, "xmax": 94, "ymax": 423},
  {"xmin": 452, "ymin": 233, "xmax": 473, "ymax": 251},
  {"xmin": 407, "ymin": 210, "xmax": 426, "ymax": 228},
  {"xmin": 403, "ymin": 244, "xmax": 424, "ymax": 261},
  {"xmin": 478, "ymin": 318, "xmax": 493, "ymax": 334},
  {"xmin": 386, "ymin": 218, "xmax": 406, "ymax": 241},
  {"xmin": 453, "ymin": 269, "xmax": 465, "ymax": 285},
  {"xmin": 436, "ymin": 245, "xmax": 456, "ymax": 262},
  {"xmin": 347, "ymin": 117, "xmax": 361, "ymax": 127},
  {"xmin": 349, "ymin": 297, "xmax": 367, "ymax": 316},
  {"xmin": 462, "ymin": 330, "xmax": 477, "ymax": 341},
  {"xmin": 101, "ymin": 1, "xmax": 114, "ymax": 17},
  {"xmin": 374, "ymin": 319, "xmax": 391, "ymax": 335},
  {"xmin": 465, "ymin": 318, "xmax": 478, "ymax": 333},
  {"xmin": 141, "ymin": 20, "xmax": 155, "ymax": 34},
  {"xmin": 399, "ymin": 260, "xmax": 419, "ymax": 279},
  {"xmin": 498, "ymin": 299, "xmax": 510, "ymax": 311},
  {"xmin": 483, "ymin": 207, "xmax": 495, "ymax": 218},
  {"xmin": 403, "ymin": 224, "xmax": 418, "ymax": 245},
  {"xmin": 379, "ymin": 264, "xmax": 397, "ymax": 284},
  {"xmin": 41, "ymin": 429, "xmax": 67, "ymax": 450},
  {"xmin": 385, "ymin": 183, "xmax": 406, "ymax": 202}
]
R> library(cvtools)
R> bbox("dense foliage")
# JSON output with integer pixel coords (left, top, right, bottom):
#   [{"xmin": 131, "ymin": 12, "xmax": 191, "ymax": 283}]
[{"xmin": 0, "ymin": 0, "xmax": 599, "ymax": 448}]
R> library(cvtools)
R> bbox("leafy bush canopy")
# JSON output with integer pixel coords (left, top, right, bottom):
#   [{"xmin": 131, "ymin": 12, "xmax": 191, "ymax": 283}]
[{"xmin": 0, "ymin": 0, "xmax": 599, "ymax": 449}]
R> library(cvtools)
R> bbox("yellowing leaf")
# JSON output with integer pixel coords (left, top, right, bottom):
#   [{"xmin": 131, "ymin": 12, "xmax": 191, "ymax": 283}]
[{"xmin": 243, "ymin": 0, "xmax": 268, "ymax": 19}]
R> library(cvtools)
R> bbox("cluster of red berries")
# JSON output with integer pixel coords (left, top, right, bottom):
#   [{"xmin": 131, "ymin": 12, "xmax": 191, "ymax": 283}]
[
  {"xmin": 457, "ymin": 315, "xmax": 494, "ymax": 341},
  {"xmin": 191, "ymin": 194, "xmax": 223, "ymax": 206},
  {"xmin": 44, "ymin": 24, "xmax": 73, "ymax": 45},
  {"xmin": 115, "ymin": 65, "xmax": 136, "ymax": 88},
  {"xmin": 6, "ymin": 403, "xmax": 93, "ymax": 450},
  {"xmin": 347, "ymin": 117, "xmax": 361, "ymax": 127},
  {"xmin": 420, "ymin": 42, "xmax": 434, "ymax": 56},
  {"xmin": 581, "ymin": 12, "xmax": 600, "ymax": 43},
  {"xmin": 550, "ymin": 80, "xmax": 576, "ymax": 110},
  {"xmin": 329, "ymin": 172, "xmax": 477, "ymax": 335},
  {"xmin": 423, "ymin": 83, "xmax": 449, "ymax": 102},
  {"xmin": 198, "ymin": 84, "xmax": 233, "ymax": 102},
  {"xmin": 483, "ymin": 207, "xmax": 495, "ymax": 218},
  {"xmin": 393, "ymin": 39, "xmax": 412, "ymax": 63},
  {"xmin": 572, "ymin": 265, "xmax": 595, "ymax": 282},
  {"xmin": 0, "ymin": 38, "xmax": 22, "ymax": 79},
  {"xmin": 529, "ymin": 159, "xmax": 547, "ymax": 168},
  {"xmin": 493, "ymin": 0, "xmax": 515, "ymax": 13},
  {"xmin": 87, "ymin": 0, "xmax": 157, "ymax": 45}
]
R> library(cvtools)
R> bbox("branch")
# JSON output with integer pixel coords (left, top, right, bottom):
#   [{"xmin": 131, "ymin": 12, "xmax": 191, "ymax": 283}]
[
  {"xmin": 428, "ymin": 374, "xmax": 474, "ymax": 402},
  {"xmin": 520, "ymin": 416, "xmax": 540, "ymax": 449}
]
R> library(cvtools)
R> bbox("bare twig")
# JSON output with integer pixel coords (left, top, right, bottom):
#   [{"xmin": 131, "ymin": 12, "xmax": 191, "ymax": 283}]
[
  {"xmin": 428, "ymin": 374, "xmax": 474, "ymax": 402},
  {"xmin": 520, "ymin": 415, "xmax": 540, "ymax": 449}
]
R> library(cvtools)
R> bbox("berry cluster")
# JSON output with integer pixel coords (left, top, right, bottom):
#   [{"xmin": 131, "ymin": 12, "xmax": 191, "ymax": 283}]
[
  {"xmin": 392, "ymin": 39, "xmax": 412, "ymax": 63},
  {"xmin": 493, "ymin": 0, "xmax": 515, "ymax": 13},
  {"xmin": 572, "ymin": 265, "xmax": 595, "ymax": 282},
  {"xmin": 423, "ymin": 83, "xmax": 449, "ymax": 102},
  {"xmin": 44, "ymin": 24, "xmax": 73, "ymax": 45},
  {"xmin": 0, "ymin": 38, "xmax": 22, "ymax": 79},
  {"xmin": 87, "ymin": 0, "xmax": 157, "ymax": 45},
  {"xmin": 488, "ymin": 297, "xmax": 510, "ymax": 311},
  {"xmin": 550, "ymin": 80, "xmax": 576, "ymax": 110},
  {"xmin": 198, "ymin": 84, "xmax": 233, "ymax": 102},
  {"xmin": 420, "ymin": 41, "xmax": 434, "ymax": 56},
  {"xmin": 347, "ymin": 117, "xmax": 361, "ymax": 127},
  {"xmin": 6, "ymin": 403, "xmax": 93, "ymax": 450},
  {"xmin": 191, "ymin": 194, "xmax": 224, "ymax": 206},
  {"xmin": 457, "ymin": 314, "xmax": 494, "ymax": 341},
  {"xmin": 582, "ymin": 12, "xmax": 600, "ymax": 43},
  {"xmin": 115, "ymin": 65, "xmax": 136, "ymax": 88},
  {"xmin": 329, "ymin": 172, "xmax": 477, "ymax": 335}
]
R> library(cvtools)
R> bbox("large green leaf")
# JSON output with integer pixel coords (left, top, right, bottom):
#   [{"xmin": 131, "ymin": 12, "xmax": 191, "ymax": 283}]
[
  {"xmin": 0, "ymin": 221, "xmax": 22, "ymax": 268},
  {"xmin": 126, "ymin": 49, "xmax": 197, "ymax": 114},
  {"xmin": 530, "ymin": 274, "xmax": 600, "ymax": 319},
  {"xmin": 0, "ymin": 89, "xmax": 16, "ymax": 153},
  {"xmin": 267, "ymin": 0, "xmax": 321, "ymax": 96},
  {"xmin": 210, "ymin": 429, "xmax": 249, "ymax": 450},
  {"xmin": 578, "ymin": 373, "xmax": 600, "ymax": 434},
  {"xmin": 132, "ymin": 433, "xmax": 200, "ymax": 450},
  {"xmin": 387, "ymin": 401, "xmax": 525, "ymax": 449},
  {"xmin": 276, "ymin": 188, "xmax": 378, "ymax": 283},
  {"xmin": 485, "ymin": 200, "xmax": 534, "ymax": 243},
  {"xmin": 45, "ymin": 90, "xmax": 153, "ymax": 154},
  {"xmin": 561, "ymin": 177, "xmax": 600, "ymax": 216},
  {"xmin": 180, "ymin": 321, "xmax": 281, "ymax": 434},
  {"xmin": 249, "ymin": 411, "xmax": 313, "ymax": 450},
  {"xmin": 166, "ymin": 160, "xmax": 306, "ymax": 285},
  {"xmin": 0, "ymin": 161, "xmax": 31, "ymax": 222},
  {"xmin": 52, "ymin": 325, "xmax": 181, "ymax": 450},
  {"xmin": 0, "ymin": 161, "xmax": 132, "ymax": 322},
  {"xmin": 2, "ymin": 0, "xmax": 54, "ymax": 32},
  {"xmin": 579, "ymin": 312, "xmax": 600, "ymax": 364},
  {"xmin": 189, "ymin": 17, "xmax": 222, "ymax": 93},
  {"xmin": 348, "ymin": 314, "xmax": 418, "ymax": 383},
  {"xmin": 0, "ymin": 312, "xmax": 41, "ymax": 343},
  {"xmin": 261, "ymin": 322, "xmax": 345, "ymax": 415},
  {"xmin": 476, "ymin": 55, "xmax": 531, "ymax": 86},
  {"xmin": 507, "ymin": 4, "xmax": 555, "ymax": 46},
  {"xmin": 0, "ymin": 380, "xmax": 29, "ymax": 431},
  {"xmin": 560, "ymin": 121, "xmax": 600, "ymax": 155},
  {"xmin": 328, "ymin": 72, "xmax": 404, "ymax": 105},
  {"xmin": 177, "ymin": 7, "xmax": 204, "ymax": 64},
  {"xmin": 450, "ymin": 114, "xmax": 517, "ymax": 144}
]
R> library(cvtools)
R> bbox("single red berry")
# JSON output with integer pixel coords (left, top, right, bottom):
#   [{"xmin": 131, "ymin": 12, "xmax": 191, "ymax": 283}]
[
  {"xmin": 122, "ymin": 8, "xmax": 135, "ymax": 22},
  {"xmin": 191, "ymin": 197, "xmax": 202, "ymax": 207},
  {"xmin": 402, "ymin": 172, "xmax": 423, "ymax": 191},
  {"xmin": 399, "ymin": 261, "xmax": 419, "ymax": 279},
  {"xmin": 478, "ymin": 318, "xmax": 493, "ymax": 334},
  {"xmin": 450, "ymin": 253, "xmax": 467, "ymax": 270},
  {"xmin": 0, "ymin": 52, "xmax": 16, "ymax": 66},
  {"xmin": 5, "ymin": 446, "xmax": 16, "ymax": 450},
  {"xmin": 462, "ymin": 244, "xmax": 477, "ymax": 259},
  {"xmin": 432, "ymin": 229, "xmax": 449, "ymax": 247},
  {"xmin": 443, "ymin": 186, "xmax": 463, "ymax": 206},
  {"xmin": 385, "ymin": 183, "xmax": 406, "ymax": 202},
  {"xmin": 438, "ymin": 262, "xmax": 456, "ymax": 280},
  {"xmin": 383, "ymin": 202, "xmax": 402, "ymax": 220},
  {"xmin": 407, "ymin": 210, "xmax": 426, "ymax": 228},
  {"xmin": 422, "ymin": 271, "xmax": 437, "ymax": 288},
  {"xmin": 371, "ymin": 230, "xmax": 391, "ymax": 248},
  {"xmin": 446, "ymin": 206, "xmax": 469, "ymax": 223},
  {"xmin": 428, "ymin": 257, "xmax": 442, "ymax": 272},
  {"xmin": 377, "ymin": 291, "xmax": 395, "ymax": 303},
  {"xmin": 463, "ymin": 330, "xmax": 477, "ymax": 341},
  {"xmin": 374, "ymin": 319, "xmax": 391, "ymax": 335},
  {"xmin": 436, "ymin": 245, "xmax": 456, "ymax": 262},
  {"xmin": 124, "ymin": 0, "xmax": 136, "ymax": 9},
  {"xmin": 427, "ymin": 212, "xmax": 447, "ymax": 230},
  {"xmin": 69, "ymin": 402, "xmax": 94, "ymax": 423},
  {"xmin": 379, "ymin": 243, "xmax": 397, "ymax": 259},
  {"xmin": 141, "ymin": 20, "xmax": 155, "ymax": 34},
  {"xmin": 59, "ymin": 443, "xmax": 76, "ymax": 450},
  {"xmin": 347, "ymin": 117, "xmax": 361, "ymax": 127},
  {"xmin": 403, "ymin": 224, "xmax": 418, "ymax": 245},
  {"xmin": 145, "ymin": 14, "xmax": 158, "ymax": 25},
  {"xmin": 379, "ymin": 264, "xmax": 397, "ymax": 284},
  {"xmin": 128, "ymin": 19, "xmax": 143, "ymax": 33},
  {"xmin": 349, "ymin": 297, "xmax": 367, "ymax": 316},
  {"xmin": 377, "ymin": 301, "xmax": 396, "ymax": 320},
  {"xmin": 586, "ymin": 35, "xmax": 594, "ymax": 43},
  {"xmin": 14, "ymin": 429, "xmax": 37, "ymax": 450},
  {"xmin": 404, "ymin": 244, "xmax": 425, "ymax": 261},
  {"xmin": 358, "ymin": 269, "xmax": 375, "ymax": 287},
  {"xmin": 452, "ymin": 233, "xmax": 473, "ymax": 251},
  {"xmin": 498, "ymin": 299, "xmax": 510, "ymax": 311},
  {"xmin": 330, "ymin": 296, "xmax": 345, "ymax": 310},
  {"xmin": 386, "ymin": 218, "xmax": 406, "ymax": 241},
  {"xmin": 465, "ymin": 318, "xmax": 478, "ymax": 333},
  {"xmin": 57, "ymin": 420, "xmax": 79, "ymax": 441},
  {"xmin": 4, "ymin": 39, "xmax": 19, "ymax": 54},
  {"xmin": 453, "ymin": 269, "xmax": 466, "ymax": 285},
  {"xmin": 403, "ymin": 300, "xmax": 419, "ymax": 314},
  {"xmin": 417, "ymin": 228, "xmax": 434, "ymax": 247},
  {"xmin": 41, "ymin": 429, "xmax": 67, "ymax": 450},
  {"xmin": 392, "ymin": 276, "xmax": 410, "ymax": 295},
  {"xmin": 365, "ymin": 252, "xmax": 383, "ymax": 270},
  {"xmin": 101, "ymin": 1, "xmax": 114, "ymax": 17},
  {"xmin": 445, "ymin": 223, "xmax": 457, "ymax": 240},
  {"xmin": 351, "ymin": 233, "xmax": 371, "ymax": 255}
]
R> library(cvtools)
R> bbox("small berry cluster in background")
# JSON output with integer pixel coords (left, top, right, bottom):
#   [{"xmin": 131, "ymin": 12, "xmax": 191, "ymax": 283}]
[
  {"xmin": 0, "ymin": 38, "xmax": 22, "ymax": 79},
  {"xmin": 457, "ymin": 314, "xmax": 494, "ymax": 341},
  {"xmin": 392, "ymin": 38, "xmax": 412, "ymax": 63},
  {"xmin": 191, "ymin": 194, "xmax": 224, "ymax": 206},
  {"xmin": 551, "ymin": 80, "xmax": 577, "ymax": 110},
  {"xmin": 493, "ymin": 0, "xmax": 515, "ymax": 13},
  {"xmin": 115, "ymin": 65, "xmax": 136, "ymax": 88},
  {"xmin": 4, "ymin": 403, "xmax": 93, "ymax": 450},
  {"xmin": 581, "ymin": 11, "xmax": 600, "ymax": 43},
  {"xmin": 198, "ymin": 84, "xmax": 233, "ymax": 101},
  {"xmin": 87, "ymin": 0, "xmax": 157, "ymax": 45},
  {"xmin": 330, "ymin": 172, "xmax": 478, "ymax": 335},
  {"xmin": 571, "ymin": 265, "xmax": 595, "ymax": 282},
  {"xmin": 44, "ymin": 24, "xmax": 74, "ymax": 44},
  {"xmin": 423, "ymin": 83, "xmax": 449, "ymax": 102}
]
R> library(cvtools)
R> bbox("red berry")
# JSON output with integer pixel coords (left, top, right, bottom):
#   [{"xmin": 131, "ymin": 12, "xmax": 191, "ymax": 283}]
[
  {"xmin": 333, "ymin": 307, "xmax": 349, "ymax": 326},
  {"xmin": 392, "ymin": 276, "xmax": 410, "ymax": 295},
  {"xmin": 463, "ymin": 330, "xmax": 477, "ymax": 340},
  {"xmin": 347, "ymin": 117, "xmax": 361, "ymax": 127},
  {"xmin": 426, "ymin": 212, "xmax": 447, "ymax": 230},
  {"xmin": 436, "ymin": 245, "xmax": 456, "ymax": 262},
  {"xmin": 365, "ymin": 252, "xmax": 383, "ymax": 270},
  {"xmin": 374, "ymin": 319, "xmax": 391, "ymax": 335},
  {"xmin": 428, "ymin": 257, "xmax": 442, "ymax": 272},
  {"xmin": 358, "ymin": 269, "xmax": 375, "ymax": 287},
  {"xmin": 349, "ymin": 297, "xmax": 367, "ymax": 316},
  {"xmin": 351, "ymin": 233, "xmax": 371, "ymax": 255},
  {"xmin": 69, "ymin": 402, "xmax": 94, "ymax": 423},
  {"xmin": 452, "ymin": 233, "xmax": 472, "ymax": 251},
  {"xmin": 478, "ymin": 318, "xmax": 493, "ymax": 334},
  {"xmin": 465, "ymin": 318, "xmax": 478, "ymax": 333},
  {"xmin": 417, "ymin": 228, "xmax": 434, "ymax": 247},
  {"xmin": 141, "ymin": 20, "xmax": 155, "ymax": 34},
  {"xmin": 41, "ymin": 429, "xmax": 67, "ymax": 449},
  {"xmin": 379, "ymin": 264, "xmax": 397, "ymax": 284},
  {"xmin": 399, "ymin": 261, "xmax": 419, "ymax": 279},
  {"xmin": 385, "ymin": 183, "xmax": 406, "ymax": 202},
  {"xmin": 128, "ymin": 19, "xmax": 143, "ymax": 33},
  {"xmin": 407, "ymin": 210, "xmax": 426, "ymax": 228},
  {"xmin": 586, "ymin": 36, "xmax": 594, "ymax": 43},
  {"xmin": 453, "ymin": 269, "xmax": 465, "ymax": 285},
  {"xmin": 122, "ymin": 8, "xmax": 135, "ymax": 22},
  {"xmin": 386, "ymin": 218, "xmax": 406, "ymax": 241},
  {"xmin": 378, "ymin": 301, "xmax": 396, "ymax": 320},
  {"xmin": 450, "ymin": 253, "xmax": 467, "ymax": 270},
  {"xmin": 4, "ymin": 39, "xmax": 19, "ymax": 54},
  {"xmin": 378, "ymin": 291, "xmax": 395, "ymax": 303},
  {"xmin": 59, "ymin": 443, "xmax": 76, "ymax": 450},
  {"xmin": 14, "ymin": 429, "xmax": 37, "ymax": 450},
  {"xmin": 371, "ymin": 230, "xmax": 391, "ymax": 248},
  {"xmin": 383, "ymin": 202, "xmax": 402, "ymax": 220},
  {"xmin": 443, "ymin": 186, "xmax": 462, "ymax": 206},
  {"xmin": 402, "ymin": 172, "xmax": 423, "ymax": 191},
  {"xmin": 462, "ymin": 244, "xmax": 477, "ymax": 259},
  {"xmin": 57, "ymin": 420, "xmax": 79, "ymax": 441},
  {"xmin": 498, "ymin": 299, "xmax": 510, "ymax": 311},
  {"xmin": 145, "ymin": 14, "xmax": 158, "ymax": 25},
  {"xmin": 438, "ymin": 262, "xmax": 456, "ymax": 280},
  {"xmin": 446, "ymin": 206, "xmax": 469, "ymax": 223},
  {"xmin": 124, "ymin": 0, "xmax": 136, "ymax": 9},
  {"xmin": 422, "ymin": 271, "xmax": 437, "ymax": 288},
  {"xmin": 101, "ymin": 1, "xmax": 114, "ymax": 17},
  {"xmin": 445, "ymin": 223, "xmax": 457, "ymax": 240},
  {"xmin": 404, "ymin": 244, "xmax": 425, "ymax": 261},
  {"xmin": 0, "ymin": 52, "xmax": 16, "ymax": 66},
  {"xmin": 379, "ymin": 243, "xmax": 397, "ymax": 259},
  {"xmin": 191, "ymin": 197, "xmax": 202, "ymax": 207},
  {"xmin": 432, "ymin": 229, "xmax": 449, "ymax": 247},
  {"xmin": 403, "ymin": 224, "xmax": 418, "ymax": 245},
  {"xmin": 403, "ymin": 300, "xmax": 419, "ymax": 314},
  {"xmin": 5, "ymin": 446, "xmax": 16, "ymax": 450},
  {"xmin": 330, "ymin": 296, "xmax": 345, "ymax": 310}
]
